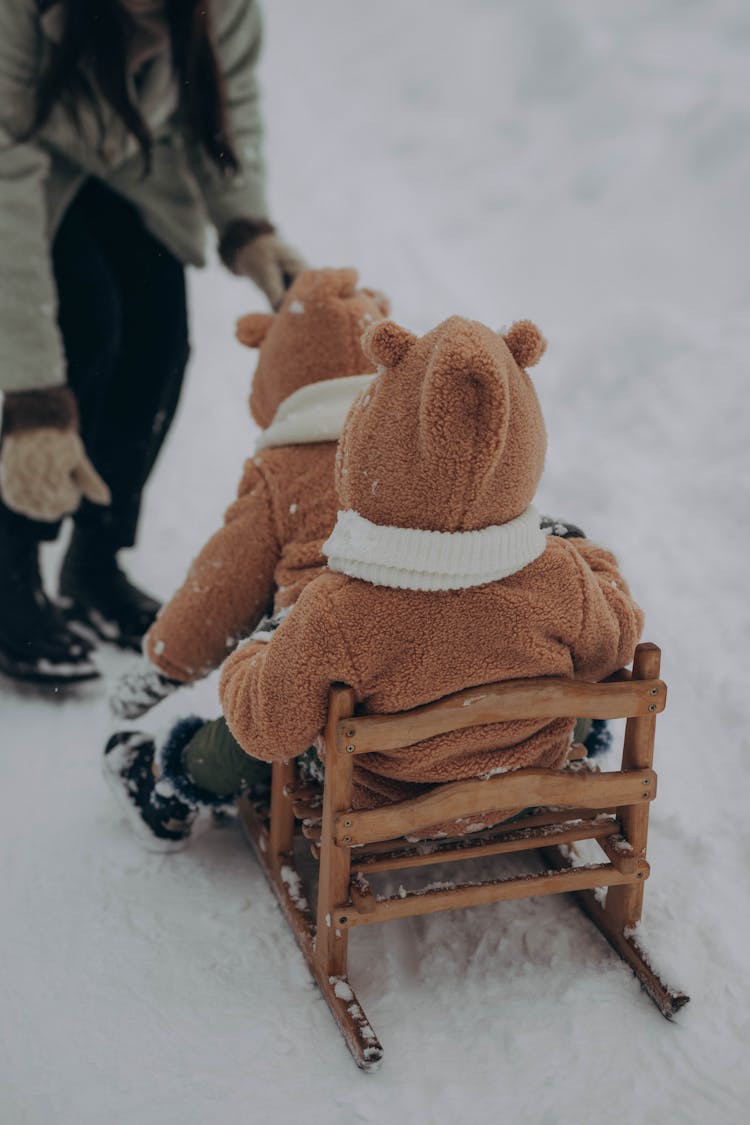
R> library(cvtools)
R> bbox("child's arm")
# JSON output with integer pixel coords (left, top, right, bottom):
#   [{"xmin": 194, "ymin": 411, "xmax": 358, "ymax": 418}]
[
  {"xmin": 220, "ymin": 580, "xmax": 358, "ymax": 762},
  {"xmin": 144, "ymin": 459, "xmax": 281, "ymax": 683},
  {"xmin": 566, "ymin": 540, "xmax": 645, "ymax": 681}
]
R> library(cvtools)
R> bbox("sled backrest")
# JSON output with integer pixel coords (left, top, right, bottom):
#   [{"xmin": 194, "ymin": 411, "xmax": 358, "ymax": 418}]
[{"xmin": 313, "ymin": 642, "xmax": 665, "ymax": 972}]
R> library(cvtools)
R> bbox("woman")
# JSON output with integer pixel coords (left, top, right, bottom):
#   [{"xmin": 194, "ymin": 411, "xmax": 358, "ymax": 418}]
[{"xmin": 0, "ymin": 0, "xmax": 304, "ymax": 684}]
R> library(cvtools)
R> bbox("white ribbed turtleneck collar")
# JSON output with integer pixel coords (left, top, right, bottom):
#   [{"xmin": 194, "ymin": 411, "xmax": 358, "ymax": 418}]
[
  {"xmin": 323, "ymin": 506, "xmax": 547, "ymax": 591},
  {"xmin": 255, "ymin": 373, "xmax": 375, "ymax": 452}
]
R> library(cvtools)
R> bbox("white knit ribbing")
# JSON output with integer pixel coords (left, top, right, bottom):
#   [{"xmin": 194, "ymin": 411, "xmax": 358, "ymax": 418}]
[
  {"xmin": 323, "ymin": 506, "xmax": 546, "ymax": 591},
  {"xmin": 254, "ymin": 373, "xmax": 375, "ymax": 451}
]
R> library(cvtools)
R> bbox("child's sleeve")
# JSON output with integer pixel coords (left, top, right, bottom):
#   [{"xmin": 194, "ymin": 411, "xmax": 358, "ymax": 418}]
[
  {"xmin": 219, "ymin": 580, "xmax": 359, "ymax": 762},
  {"xmin": 144, "ymin": 459, "xmax": 281, "ymax": 682},
  {"xmin": 566, "ymin": 540, "xmax": 645, "ymax": 682}
]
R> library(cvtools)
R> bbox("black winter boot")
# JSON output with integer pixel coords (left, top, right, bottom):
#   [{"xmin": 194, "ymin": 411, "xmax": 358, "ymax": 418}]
[
  {"xmin": 540, "ymin": 515, "xmax": 586, "ymax": 540},
  {"xmin": 60, "ymin": 530, "xmax": 161, "ymax": 651},
  {"xmin": 103, "ymin": 718, "xmax": 231, "ymax": 850},
  {"xmin": 0, "ymin": 530, "xmax": 99, "ymax": 684},
  {"xmin": 583, "ymin": 719, "xmax": 612, "ymax": 758}
]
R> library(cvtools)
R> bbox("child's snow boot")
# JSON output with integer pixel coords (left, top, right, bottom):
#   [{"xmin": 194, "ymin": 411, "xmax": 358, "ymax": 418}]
[
  {"xmin": 0, "ymin": 529, "xmax": 99, "ymax": 683},
  {"xmin": 540, "ymin": 515, "xmax": 586, "ymax": 540},
  {"xmin": 60, "ymin": 530, "xmax": 161, "ymax": 651},
  {"xmin": 103, "ymin": 718, "xmax": 229, "ymax": 850},
  {"xmin": 583, "ymin": 718, "xmax": 612, "ymax": 758}
]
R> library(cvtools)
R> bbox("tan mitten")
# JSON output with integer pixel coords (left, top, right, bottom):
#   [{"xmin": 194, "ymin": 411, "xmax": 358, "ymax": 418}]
[
  {"xmin": 0, "ymin": 387, "xmax": 110, "ymax": 522},
  {"xmin": 219, "ymin": 219, "xmax": 307, "ymax": 309}
]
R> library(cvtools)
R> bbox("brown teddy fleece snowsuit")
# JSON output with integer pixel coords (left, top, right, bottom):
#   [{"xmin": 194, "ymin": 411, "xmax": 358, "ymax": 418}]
[
  {"xmin": 220, "ymin": 314, "xmax": 644, "ymax": 816},
  {"xmin": 143, "ymin": 268, "xmax": 389, "ymax": 683}
]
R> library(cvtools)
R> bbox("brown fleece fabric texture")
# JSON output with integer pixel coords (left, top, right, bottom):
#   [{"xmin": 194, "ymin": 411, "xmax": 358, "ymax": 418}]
[
  {"xmin": 1, "ymin": 386, "xmax": 79, "ymax": 438},
  {"xmin": 336, "ymin": 315, "xmax": 548, "ymax": 531},
  {"xmin": 145, "ymin": 269, "xmax": 389, "ymax": 682},
  {"xmin": 220, "ymin": 315, "xmax": 644, "ymax": 823}
]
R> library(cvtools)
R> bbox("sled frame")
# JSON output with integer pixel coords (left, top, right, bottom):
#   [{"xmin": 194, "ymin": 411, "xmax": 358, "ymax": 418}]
[{"xmin": 238, "ymin": 642, "xmax": 688, "ymax": 1071}]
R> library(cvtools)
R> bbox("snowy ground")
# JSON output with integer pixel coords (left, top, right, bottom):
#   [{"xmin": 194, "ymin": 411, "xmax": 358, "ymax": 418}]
[{"xmin": 2, "ymin": 1, "xmax": 749, "ymax": 1121}]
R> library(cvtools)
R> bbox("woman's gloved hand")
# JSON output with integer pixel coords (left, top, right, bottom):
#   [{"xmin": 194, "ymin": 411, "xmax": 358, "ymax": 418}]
[
  {"xmin": 0, "ymin": 386, "xmax": 110, "ymax": 522},
  {"xmin": 219, "ymin": 218, "xmax": 306, "ymax": 309}
]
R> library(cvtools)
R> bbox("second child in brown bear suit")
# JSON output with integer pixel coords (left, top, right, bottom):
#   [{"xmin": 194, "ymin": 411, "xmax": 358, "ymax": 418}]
[{"xmin": 105, "ymin": 269, "xmax": 389, "ymax": 844}]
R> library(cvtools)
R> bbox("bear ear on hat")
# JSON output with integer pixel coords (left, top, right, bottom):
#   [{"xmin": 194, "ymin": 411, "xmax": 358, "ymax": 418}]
[
  {"xmin": 236, "ymin": 312, "xmax": 275, "ymax": 349},
  {"xmin": 361, "ymin": 320, "xmax": 417, "ymax": 368},
  {"xmin": 503, "ymin": 320, "xmax": 547, "ymax": 368},
  {"xmin": 420, "ymin": 332, "xmax": 509, "ymax": 479}
]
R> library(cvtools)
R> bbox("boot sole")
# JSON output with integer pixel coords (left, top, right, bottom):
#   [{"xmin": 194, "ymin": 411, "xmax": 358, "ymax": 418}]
[
  {"xmin": 102, "ymin": 735, "xmax": 193, "ymax": 853},
  {"xmin": 62, "ymin": 602, "xmax": 143, "ymax": 653},
  {"xmin": 0, "ymin": 647, "xmax": 100, "ymax": 685}
]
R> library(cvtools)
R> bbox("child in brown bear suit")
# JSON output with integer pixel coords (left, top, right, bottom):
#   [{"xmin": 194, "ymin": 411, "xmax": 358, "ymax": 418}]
[
  {"xmin": 104, "ymin": 269, "xmax": 389, "ymax": 843},
  {"xmin": 106, "ymin": 311, "xmax": 642, "ymax": 845}
]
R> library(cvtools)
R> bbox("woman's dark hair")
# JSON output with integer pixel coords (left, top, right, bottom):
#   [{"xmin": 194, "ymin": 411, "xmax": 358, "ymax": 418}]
[{"xmin": 34, "ymin": 0, "xmax": 239, "ymax": 174}]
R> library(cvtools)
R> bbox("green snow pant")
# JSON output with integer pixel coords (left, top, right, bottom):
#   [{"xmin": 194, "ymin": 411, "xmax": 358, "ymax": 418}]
[{"xmin": 182, "ymin": 717, "xmax": 271, "ymax": 800}]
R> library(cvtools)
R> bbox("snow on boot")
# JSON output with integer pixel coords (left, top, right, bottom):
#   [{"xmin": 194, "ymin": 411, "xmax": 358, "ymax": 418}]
[
  {"xmin": 103, "ymin": 718, "xmax": 231, "ymax": 850},
  {"xmin": 0, "ymin": 530, "xmax": 99, "ymax": 684},
  {"xmin": 60, "ymin": 533, "xmax": 161, "ymax": 651},
  {"xmin": 109, "ymin": 656, "xmax": 182, "ymax": 720}
]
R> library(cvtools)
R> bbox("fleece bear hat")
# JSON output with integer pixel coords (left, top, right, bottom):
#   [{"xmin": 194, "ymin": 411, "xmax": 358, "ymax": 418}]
[
  {"xmin": 237, "ymin": 267, "xmax": 390, "ymax": 438},
  {"xmin": 325, "ymin": 316, "xmax": 549, "ymax": 590}
]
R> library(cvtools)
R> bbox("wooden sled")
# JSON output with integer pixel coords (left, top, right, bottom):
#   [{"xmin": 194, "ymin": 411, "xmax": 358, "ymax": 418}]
[{"xmin": 238, "ymin": 642, "xmax": 688, "ymax": 1071}]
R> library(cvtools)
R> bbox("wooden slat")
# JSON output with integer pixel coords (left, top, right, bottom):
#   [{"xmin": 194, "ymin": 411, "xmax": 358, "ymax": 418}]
[
  {"xmin": 336, "ymin": 673, "xmax": 666, "ymax": 756},
  {"xmin": 349, "ymin": 806, "xmax": 616, "ymax": 859},
  {"xmin": 350, "ymin": 876, "xmax": 376, "ymax": 913},
  {"xmin": 335, "ymin": 769, "xmax": 656, "ymax": 847},
  {"xmin": 332, "ymin": 861, "xmax": 649, "ymax": 928},
  {"xmin": 606, "ymin": 644, "xmax": 661, "ymax": 930},
  {"xmin": 596, "ymin": 832, "xmax": 639, "ymax": 875},
  {"xmin": 283, "ymin": 783, "xmax": 322, "ymax": 801},
  {"xmin": 315, "ymin": 687, "xmax": 356, "ymax": 978},
  {"xmin": 292, "ymin": 797, "xmax": 323, "ymax": 819},
  {"xmin": 268, "ymin": 760, "xmax": 296, "ymax": 862},
  {"xmin": 351, "ymin": 817, "xmax": 619, "ymax": 874}
]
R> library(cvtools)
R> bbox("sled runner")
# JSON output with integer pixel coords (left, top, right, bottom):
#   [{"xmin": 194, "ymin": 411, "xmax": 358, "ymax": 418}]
[{"xmin": 238, "ymin": 642, "xmax": 688, "ymax": 1071}]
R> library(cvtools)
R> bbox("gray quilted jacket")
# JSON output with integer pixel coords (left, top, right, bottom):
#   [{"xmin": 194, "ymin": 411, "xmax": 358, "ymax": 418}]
[{"xmin": 0, "ymin": 0, "xmax": 268, "ymax": 393}]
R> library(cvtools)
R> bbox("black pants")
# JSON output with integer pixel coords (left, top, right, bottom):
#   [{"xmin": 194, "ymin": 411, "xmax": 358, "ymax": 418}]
[{"xmin": 0, "ymin": 179, "xmax": 190, "ymax": 551}]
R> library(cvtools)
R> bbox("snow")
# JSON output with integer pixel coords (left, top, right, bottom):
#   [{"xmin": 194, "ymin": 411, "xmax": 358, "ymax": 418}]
[
  {"xmin": 2, "ymin": 0, "xmax": 749, "ymax": 1121},
  {"xmin": 330, "ymin": 977, "xmax": 354, "ymax": 1003}
]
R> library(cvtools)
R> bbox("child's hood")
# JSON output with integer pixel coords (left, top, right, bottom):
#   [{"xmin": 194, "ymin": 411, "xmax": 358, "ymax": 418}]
[
  {"xmin": 236, "ymin": 268, "xmax": 390, "ymax": 433},
  {"xmin": 325, "ymin": 315, "xmax": 550, "ymax": 590}
]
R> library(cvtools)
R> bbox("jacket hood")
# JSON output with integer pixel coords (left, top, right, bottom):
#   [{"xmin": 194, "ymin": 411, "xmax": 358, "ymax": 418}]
[
  {"xmin": 236, "ymin": 268, "xmax": 390, "ymax": 430},
  {"xmin": 335, "ymin": 315, "xmax": 548, "ymax": 532}
]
